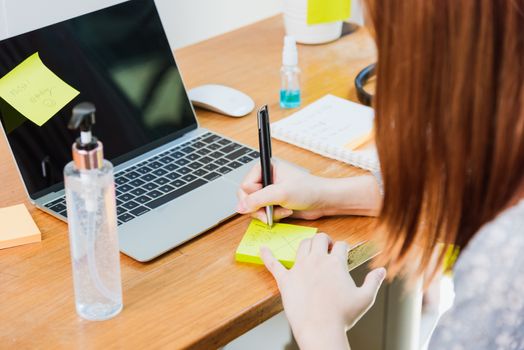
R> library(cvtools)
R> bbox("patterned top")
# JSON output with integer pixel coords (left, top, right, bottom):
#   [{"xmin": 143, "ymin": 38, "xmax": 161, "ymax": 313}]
[{"xmin": 429, "ymin": 198, "xmax": 524, "ymax": 349}]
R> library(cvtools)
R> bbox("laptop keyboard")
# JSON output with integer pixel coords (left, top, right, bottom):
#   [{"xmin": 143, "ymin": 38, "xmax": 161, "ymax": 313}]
[{"xmin": 44, "ymin": 132, "xmax": 259, "ymax": 225}]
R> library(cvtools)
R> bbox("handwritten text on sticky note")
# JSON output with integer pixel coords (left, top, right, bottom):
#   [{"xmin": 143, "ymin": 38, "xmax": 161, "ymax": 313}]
[
  {"xmin": 0, "ymin": 52, "xmax": 79, "ymax": 126},
  {"xmin": 307, "ymin": 0, "xmax": 351, "ymax": 25},
  {"xmin": 235, "ymin": 219, "xmax": 318, "ymax": 268}
]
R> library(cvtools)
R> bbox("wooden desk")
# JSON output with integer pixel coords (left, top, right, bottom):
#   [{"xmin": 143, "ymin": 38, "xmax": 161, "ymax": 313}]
[{"xmin": 0, "ymin": 16, "xmax": 376, "ymax": 349}]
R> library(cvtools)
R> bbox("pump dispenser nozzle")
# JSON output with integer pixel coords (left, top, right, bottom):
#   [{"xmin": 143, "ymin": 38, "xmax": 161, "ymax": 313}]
[{"xmin": 69, "ymin": 102, "xmax": 103, "ymax": 170}]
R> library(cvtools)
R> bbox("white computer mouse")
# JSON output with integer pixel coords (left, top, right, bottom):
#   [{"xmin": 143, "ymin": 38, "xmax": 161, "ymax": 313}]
[{"xmin": 187, "ymin": 84, "xmax": 255, "ymax": 117}]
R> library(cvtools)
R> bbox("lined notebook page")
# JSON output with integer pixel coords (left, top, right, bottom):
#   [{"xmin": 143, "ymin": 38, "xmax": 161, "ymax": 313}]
[{"xmin": 271, "ymin": 95, "xmax": 380, "ymax": 172}]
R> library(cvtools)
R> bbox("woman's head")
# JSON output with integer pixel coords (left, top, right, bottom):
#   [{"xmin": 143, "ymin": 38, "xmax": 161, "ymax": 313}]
[{"xmin": 367, "ymin": 0, "xmax": 524, "ymax": 278}]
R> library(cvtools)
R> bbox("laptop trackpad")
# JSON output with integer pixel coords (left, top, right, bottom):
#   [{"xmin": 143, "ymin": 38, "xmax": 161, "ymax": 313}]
[{"xmin": 118, "ymin": 178, "xmax": 239, "ymax": 262}]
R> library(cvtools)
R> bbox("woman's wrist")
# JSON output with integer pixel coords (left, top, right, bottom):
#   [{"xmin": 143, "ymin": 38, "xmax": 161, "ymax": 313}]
[
  {"xmin": 293, "ymin": 322, "xmax": 350, "ymax": 350},
  {"xmin": 316, "ymin": 175, "xmax": 382, "ymax": 217}
]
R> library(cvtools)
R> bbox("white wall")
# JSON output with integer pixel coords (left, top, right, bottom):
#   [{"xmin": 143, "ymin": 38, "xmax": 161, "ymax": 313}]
[{"xmin": 0, "ymin": 0, "xmax": 281, "ymax": 49}]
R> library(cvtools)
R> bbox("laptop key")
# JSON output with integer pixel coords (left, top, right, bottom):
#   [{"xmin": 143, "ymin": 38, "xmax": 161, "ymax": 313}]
[
  {"xmin": 146, "ymin": 179, "xmax": 207, "ymax": 210},
  {"xmin": 59, "ymin": 210, "xmax": 68, "ymax": 218},
  {"xmin": 159, "ymin": 156, "xmax": 173, "ymax": 164},
  {"xmin": 149, "ymin": 161, "xmax": 162, "ymax": 169},
  {"xmin": 131, "ymin": 188, "xmax": 146, "ymax": 196},
  {"xmin": 225, "ymin": 148, "xmax": 251, "ymax": 160},
  {"xmin": 209, "ymin": 151, "xmax": 224, "ymax": 159},
  {"xmin": 135, "ymin": 195, "xmax": 152, "ymax": 204},
  {"xmin": 119, "ymin": 193, "xmax": 135, "ymax": 202},
  {"xmin": 164, "ymin": 163, "xmax": 177, "ymax": 171},
  {"xmin": 115, "ymin": 177, "xmax": 127, "ymax": 185},
  {"xmin": 45, "ymin": 198, "xmax": 64, "ymax": 208},
  {"xmin": 141, "ymin": 174, "xmax": 156, "ymax": 182},
  {"xmin": 181, "ymin": 146, "xmax": 196, "ymax": 154},
  {"xmin": 217, "ymin": 166, "xmax": 232, "ymax": 174},
  {"xmin": 136, "ymin": 166, "xmax": 152, "ymax": 175},
  {"xmin": 197, "ymin": 148, "xmax": 211, "ymax": 156},
  {"xmin": 208, "ymin": 143, "xmax": 222, "ymax": 151},
  {"xmin": 182, "ymin": 174, "xmax": 197, "ymax": 182},
  {"xmin": 215, "ymin": 158, "xmax": 229, "ymax": 166},
  {"xmin": 186, "ymin": 153, "xmax": 201, "ymax": 161},
  {"xmin": 220, "ymin": 143, "xmax": 242, "ymax": 154},
  {"xmin": 172, "ymin": 151, "xmax": 185, "ymax": 159},
  {"xmin": 50, "ymin": 203, "xmax": 66, "ymax": 212},
  {"xmin": 203, "ymin": 163, "xmax": 218, "ymax": 171},
  {"xmin": 116, "ymin": 207, "xmax": 126, "ymax": 215},
  {"xmin": 193, "ymin": 141, "xmax": 205, "ymax": 148},
  {"xmin": 203, "ymin": 172, "xmax": 221, "ymax": 181},
  {"xmin": 118, "ymin": 213, "xmax": 134, "ymax": 223},
  {"xmin": 153, "ymin": 168, "xmax": 168, "ymax": 176},
  {"xmin": 217, "ymin": 138, "xmax": 231, "ymax": 146},
  {"xmin": 178, "ymin": 167, "xmax": 191, "ymax": 174},
  {"xmin": 122, "ymin": 201, "xmax": 139, "ymax": 210},
  {"xmin": 229, "ymin": 160, "xmax": 243, "ymax": 169},
  {"xmin": 143, "ymin": 182, "xmax": 159, "ymax": 191},
  {"xmin": 188, "ymin": 162, "xmax": 203, "ymax": 170},
  {"xmin": 202, "ymin": 134, "xmax": 221, "ymax": 144},
  {"xmin": 130, "ymin": 179, "xmax": 145, "ymax": 187},
  {"xmin": 117, "ymin": 184, "xmax": 133, "ymax": 192},
  {"xmin": 174, "ymin": 158, "xmax": 190, "ymax": 166},
  {"xmin": 126, "ymin": 171, "xmax": 140, "ymax": 179},
  {"xmin": 158, "ymin": 184, "xmax": 175, "ymax": 193},
  {"xmin": 199, "ymin": 156, "xmax": 213, "ymax": 164},
  {"xmin": 166, "ymin": 172, "xmax": 181, "ymax": 180},
  {"xmin": 130, "ymin": 206, "xmax": 150, "ymax": 217},
  {"xmin": 171, "ymin": 179, "xmax": 186, "ymax": 188},
  {"xmin": 238, "ymin": 156, "xmax": 253, "ymax": 164},
  {"xmin": 148, "ymin": 190, "xmax": 163, "ymax": 199},
  {"xmin": 249, "ymin": 151, "xmax": 260, "ymax": 158},
  {"xmin": 154, "ymin": 177, "xmax": 170, "ymax": 185}
]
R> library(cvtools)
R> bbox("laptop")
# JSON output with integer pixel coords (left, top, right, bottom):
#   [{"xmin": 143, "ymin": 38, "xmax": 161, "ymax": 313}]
[{"xmin": 0, "ymin": 0, "xmax": 259, "ymax": 261}]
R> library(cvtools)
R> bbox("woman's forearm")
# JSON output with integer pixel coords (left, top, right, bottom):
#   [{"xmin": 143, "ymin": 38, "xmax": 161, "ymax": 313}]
[{"xmin": 318, "ymin": 175, "xmax": 382, "ymax": 217}]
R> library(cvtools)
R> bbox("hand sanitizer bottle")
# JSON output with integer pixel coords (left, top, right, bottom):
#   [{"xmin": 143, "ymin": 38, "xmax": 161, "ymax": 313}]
[
  {"xmin": 64, "ymin": 102, "xmax": 123, "ymax": 321},
  {"xmin": 280, "ymin": 35, "xmax": 301, "ymax": 109}
]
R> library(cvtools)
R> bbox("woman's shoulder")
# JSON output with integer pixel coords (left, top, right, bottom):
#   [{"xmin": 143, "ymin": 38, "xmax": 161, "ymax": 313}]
[
  {"xmin": 430, "ymin": 199, "xmax": 524, "ymax": 349},
  {"xmin": 456, "ymin": 198, "xmax": 524, "ymax": 277}
]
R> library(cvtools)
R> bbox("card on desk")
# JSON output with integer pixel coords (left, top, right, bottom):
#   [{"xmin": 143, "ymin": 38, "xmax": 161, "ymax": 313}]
[
  {"xmin": 235, "ymin": 219, "xmax": 318, "ymax": 268},
  {"xmin": 0, "ymin": 204, "xmax": 41, "ymax": 249}
]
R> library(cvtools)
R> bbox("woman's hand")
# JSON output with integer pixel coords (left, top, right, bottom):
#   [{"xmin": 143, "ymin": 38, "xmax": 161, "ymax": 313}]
[
  {"xmin": 236, "ymin": 161, "xmax": 382, "ymax": 222},
  {"xmin": 261, "ymin": 234, "xmax": 386, "ymax": 350}
]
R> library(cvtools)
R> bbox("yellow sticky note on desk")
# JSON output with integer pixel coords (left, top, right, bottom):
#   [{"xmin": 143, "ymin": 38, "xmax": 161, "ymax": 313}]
[
  {"xmin": 236, "ymin": 219, "xmax": 318, "ymax": 268},
  {"xmin": 307, "ymin": 0, "xmax": 351, "ymax": 25},
  {"xmin": 0, "ymin": 204, "xmax": 41, "ymax": 249},
  {"xmin": 0, "ymin": 52, "xmax": 79, "ymax": 126}
]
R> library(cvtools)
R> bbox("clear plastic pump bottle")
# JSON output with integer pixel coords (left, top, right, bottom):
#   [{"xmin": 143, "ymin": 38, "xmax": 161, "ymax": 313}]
[
  {"xmin": 64, "ymin": 102, "xmax": 123, "ymax": 321},
  {"xmin": 280, "ymin": 35, "xmax": 301, "ymax": 109}
]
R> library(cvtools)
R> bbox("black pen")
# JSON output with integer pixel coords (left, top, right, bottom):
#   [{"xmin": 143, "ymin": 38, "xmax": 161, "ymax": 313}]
[{"xmin": 257, "ymin": 105, "xmax": 273, "ymax": 227}]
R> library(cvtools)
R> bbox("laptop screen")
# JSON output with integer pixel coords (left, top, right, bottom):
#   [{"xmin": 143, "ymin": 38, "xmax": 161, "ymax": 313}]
[{"xmin": 0, "ymin": 0, "xmax": 198, "ymax": 199}]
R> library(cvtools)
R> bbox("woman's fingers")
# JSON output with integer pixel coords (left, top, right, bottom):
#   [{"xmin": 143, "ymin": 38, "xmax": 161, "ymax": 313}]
[
  {"xmin": 311, "ymin": 233, "xmax": 332, "ymax": 255},
  {"xmin": 331, "ymin": 241, "xmax": 350, "ymax": 260},
  {"xmin": 240, "ymin": 184, "xmax": 287, "ymax": 213},
  {"xmin": 296, "ymin": 238, "xmax": 312, "ymax": 261},
  {"xmin": 240, "ymin": 163, "xmax": 262, "ymax": 193},
  {"xmin": 260, "ymin": 246, "xmax": 287, "ymax": 284},
  {"xmin": 359, "ymin": 268, "xmax": 387, "ymax": 305}
]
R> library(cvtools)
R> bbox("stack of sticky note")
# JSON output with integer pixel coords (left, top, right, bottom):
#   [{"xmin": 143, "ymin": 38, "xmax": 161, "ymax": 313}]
[
  {"xmin": 235, "ymin": 219, "xmax": 317, "ymax": 268},
  {"xmin": 0, "ymin": 204, "xmax": 41, "ymax": 249}
]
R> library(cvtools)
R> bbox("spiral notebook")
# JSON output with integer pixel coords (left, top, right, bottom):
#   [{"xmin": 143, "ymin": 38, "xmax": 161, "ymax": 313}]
[{"xmin": 271, "ymin": 95, "xmax": 380, "ymax": 172}]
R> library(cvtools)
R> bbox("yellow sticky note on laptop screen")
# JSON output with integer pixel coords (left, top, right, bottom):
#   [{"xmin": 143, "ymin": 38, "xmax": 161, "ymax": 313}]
[
  {"xmin": 0, "ymin": 52, "xmax": 79, "ymax": 126},
  {"xmin": 235, "ymin": 219, "xmax": 318, "ymax": 268},
  {"xmin": 307, "ymin": 0, "xmax": 351, "ymax": 25}
]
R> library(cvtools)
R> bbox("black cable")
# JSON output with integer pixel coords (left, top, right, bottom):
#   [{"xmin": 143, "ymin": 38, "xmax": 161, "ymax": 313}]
[{"xmin": 355, "ymin": 63, "xmax": 376, "ymax": 106}]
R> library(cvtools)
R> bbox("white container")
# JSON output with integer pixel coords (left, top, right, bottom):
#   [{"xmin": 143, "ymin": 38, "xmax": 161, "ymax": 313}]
[{"xmin": 283, "ymin": 0, "xmax": 343, "ymax": 44}]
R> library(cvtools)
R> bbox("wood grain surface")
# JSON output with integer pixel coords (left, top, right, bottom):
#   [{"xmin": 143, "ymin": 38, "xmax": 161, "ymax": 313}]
[{"xmin": 0, "ymin": 16, "xmax": 377, "ymax": 349}]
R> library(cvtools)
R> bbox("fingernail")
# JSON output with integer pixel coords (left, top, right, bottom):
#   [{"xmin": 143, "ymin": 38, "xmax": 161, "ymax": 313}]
[{"xmin": 377, "ymin": 267, "xmax": 387, "ymax": 280}]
